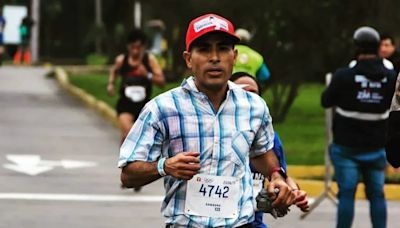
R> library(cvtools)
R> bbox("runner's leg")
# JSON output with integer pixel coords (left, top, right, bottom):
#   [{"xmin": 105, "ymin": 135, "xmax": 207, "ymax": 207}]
[{"xmin": 118, "ymin": 112, "xmax": 134, "ymax": 145}]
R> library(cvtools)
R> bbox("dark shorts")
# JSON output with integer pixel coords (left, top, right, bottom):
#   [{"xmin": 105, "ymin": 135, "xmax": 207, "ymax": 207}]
[{"xmin": 116, "ymin": 97, "xmax": 148, "ymax": 118}]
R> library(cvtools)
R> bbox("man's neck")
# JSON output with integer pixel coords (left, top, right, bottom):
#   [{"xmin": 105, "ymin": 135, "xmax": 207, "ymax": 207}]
[{"xmin": 196, "ymin": 82, "xmax": 228, "ymax": 112}]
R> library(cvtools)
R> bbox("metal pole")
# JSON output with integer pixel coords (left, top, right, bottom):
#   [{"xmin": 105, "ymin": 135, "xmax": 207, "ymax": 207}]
[
  {"xmin": 134, "ymin": 1, "xmax": 141, "ymax": 29},
  {"xmin": 300, "ymin": 73, "xmax": 337, "ymax": 219},
  {"xmin": 31, "ymin": 0, "xmax": 40, "ymax": 63},
  {"xmin": 95, "ymin": 0, "xmax": 102, "ymax": 53}
]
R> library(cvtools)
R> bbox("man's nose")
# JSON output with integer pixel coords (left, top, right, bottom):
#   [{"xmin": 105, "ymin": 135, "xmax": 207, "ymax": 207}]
[{"xmin": 209, "ymin": 47, "xmax": 220, "ymax": 63}]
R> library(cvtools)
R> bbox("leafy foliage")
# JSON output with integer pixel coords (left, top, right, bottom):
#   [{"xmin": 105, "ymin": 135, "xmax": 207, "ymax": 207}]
[{"xmin": 15, "ymin": 0, "xmax": 400, "ymax": 119}]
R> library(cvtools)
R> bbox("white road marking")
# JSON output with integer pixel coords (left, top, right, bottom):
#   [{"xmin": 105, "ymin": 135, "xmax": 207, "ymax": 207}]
[
  {"xmin": 0, "ymin": 193, "xmax": 164, "ymax": 202},
  {"xmin": 3, "ymin": 154, "xmax": 97, "ymax": 175}
]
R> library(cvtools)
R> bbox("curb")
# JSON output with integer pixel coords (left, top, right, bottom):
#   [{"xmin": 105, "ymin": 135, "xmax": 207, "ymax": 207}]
[
  {"xmin": 287, "ymin": 165, "xmax": 400, "ymax": 178},
  {"xmin": 296, "ymin": 179, "xmax": 400, "ymax": 200},
  {"xmin": 288, "ymin": 166, "xmax": 399, "ymax": 199},
  {"xmin": 54, "ymin": 67, "xmax": 120, "ymax": 128},
  {"xmin": 53, "ymin": 67, "xmax": 400, "ymax": 200}
]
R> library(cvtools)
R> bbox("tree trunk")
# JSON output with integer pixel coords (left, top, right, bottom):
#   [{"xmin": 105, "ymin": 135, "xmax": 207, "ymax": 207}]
[{"xmin": 269, "ymin": 81, "xmax": 300, "ymax": 123}]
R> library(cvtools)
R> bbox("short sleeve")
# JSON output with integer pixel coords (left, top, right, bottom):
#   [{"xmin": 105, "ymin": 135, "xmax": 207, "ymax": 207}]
[
  {"xmin": 249, "ymin": 101, "xmax": 275, "ymax": 157},
  {"xmin": 118, "ymin": 102, "xmax": 164, "ymax": 168}
]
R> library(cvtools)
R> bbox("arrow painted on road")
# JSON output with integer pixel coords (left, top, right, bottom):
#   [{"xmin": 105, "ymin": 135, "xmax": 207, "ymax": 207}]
[{"xmin": 3, "ymin": 154, "xmax": 97, "ymax": 176}]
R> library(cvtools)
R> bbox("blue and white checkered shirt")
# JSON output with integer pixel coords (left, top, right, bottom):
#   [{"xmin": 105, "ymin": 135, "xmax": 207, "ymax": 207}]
[{"xmin": 118, "ymin": 76, "xmax": 275, "ymax": 227}]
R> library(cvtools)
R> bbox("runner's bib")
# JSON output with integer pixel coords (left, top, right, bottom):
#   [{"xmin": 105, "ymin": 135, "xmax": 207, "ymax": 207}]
[
  {"xmin": 185, "ymin": 174, "xmax": 240, "ymax": 218},
  {"xmin": 124, "ymin": 86, "xmax": 146, "ymax": 102},
  {"xmin": 252, "ymin": 179, "xmax": 263, "ymax": 200}
]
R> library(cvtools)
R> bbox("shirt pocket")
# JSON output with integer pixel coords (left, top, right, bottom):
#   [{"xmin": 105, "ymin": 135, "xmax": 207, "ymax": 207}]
[{"xmin": 229, "ymin": 130, "xmax": 256, "ymax": 168}]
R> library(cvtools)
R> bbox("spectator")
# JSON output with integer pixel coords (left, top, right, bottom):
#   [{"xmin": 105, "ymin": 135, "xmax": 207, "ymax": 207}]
[
  {"xmin": 321, "ymin": 26, "xmax": 396, "ymax": 228},
  {"xmin": 379, "ymin": 33, "xmax": 400, "ymax": 74},
  {"xmin": 233, "ymin": 28, "xmax": 271, "ymax": 87}
]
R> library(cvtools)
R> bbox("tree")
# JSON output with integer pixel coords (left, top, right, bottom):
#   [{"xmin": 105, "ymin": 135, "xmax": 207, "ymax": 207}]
[{"xmin": 33, "ymin": 0, "xmax": 400, "ymax": 120}]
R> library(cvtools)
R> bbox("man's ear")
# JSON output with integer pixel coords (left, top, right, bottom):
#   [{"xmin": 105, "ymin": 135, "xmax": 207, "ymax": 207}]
[
  {"xmin": 233, "ymin": 48, "xmax": 238, "ymax": 64},
  {"xmin": 182, "ymin": 51, "xmax": 192, "ymax": 68}
]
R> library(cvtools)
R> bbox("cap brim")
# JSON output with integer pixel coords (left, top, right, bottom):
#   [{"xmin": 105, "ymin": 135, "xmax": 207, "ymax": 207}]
[{"xmin": 187, "ymin": 31, "xmax": 240, "ymax": 51}]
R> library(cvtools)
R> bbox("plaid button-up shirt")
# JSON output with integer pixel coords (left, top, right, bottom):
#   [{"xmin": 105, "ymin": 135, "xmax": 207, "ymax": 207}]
[{"xmin": 118, "ymin": 76, "xmax": 274, "ymax": 227}]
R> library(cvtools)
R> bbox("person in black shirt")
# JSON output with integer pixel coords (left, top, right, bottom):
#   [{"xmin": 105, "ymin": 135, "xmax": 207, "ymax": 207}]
[
  {"xmin": 321, "ymin": 26, "xmax": 396, "ymax": 228},
  {"xmin": 107, "ymin": 29, "xmax": 165, "ymax": 145}
]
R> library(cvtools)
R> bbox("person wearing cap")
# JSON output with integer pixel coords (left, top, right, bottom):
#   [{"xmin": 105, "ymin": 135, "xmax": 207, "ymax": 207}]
[
  {"xmin": 321, "ymin": 26, "xmax": 396, "ymax": 228},
  {"xmin": 233, "ymin": 28, "xmax": 271, "ymax": 85},
  {"xmin": 118, "ymin": 13, "xmax": 295, "ymax": 227},
  {"xmin": 231, "ymin": 72, "xmax": 309, "ymax": 228}
]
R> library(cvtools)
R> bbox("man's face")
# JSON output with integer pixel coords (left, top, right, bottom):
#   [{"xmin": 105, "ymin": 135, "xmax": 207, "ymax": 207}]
[
  {"xmin": 379, "ymin": 38, "xmax": 395, "ymax": 58},
  {"xmin": 127, "ymin": 40, "xmax": 144, "ymax": 58},
  {"xmin": 183, "ymin": 32, "xmax": 237, "ymax": 92}
]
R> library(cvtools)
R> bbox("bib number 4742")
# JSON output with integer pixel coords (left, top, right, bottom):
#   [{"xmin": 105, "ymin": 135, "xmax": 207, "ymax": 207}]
[
  {"xmin": 185, "ymin": 174, "xmax": 240, "ymax": 218},
  {"xmin": 199, "ymin": 184, "xmax": 229, "ymax": 198}
]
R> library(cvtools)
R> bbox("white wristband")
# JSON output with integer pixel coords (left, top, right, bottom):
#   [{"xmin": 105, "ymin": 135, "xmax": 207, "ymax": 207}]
[{"xmin": 157, "ymin": 157, "xmax": 167, "ymax": 177}]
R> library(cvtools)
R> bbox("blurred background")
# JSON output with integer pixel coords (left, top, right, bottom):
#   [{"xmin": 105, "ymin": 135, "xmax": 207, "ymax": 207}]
[
  {"xmin": 2, "ymin": 0, "xmax": 400, "ymax": 77},
  {"xmin": 2, "ymin": 0, "xmax": 400, "ymax": 166}
]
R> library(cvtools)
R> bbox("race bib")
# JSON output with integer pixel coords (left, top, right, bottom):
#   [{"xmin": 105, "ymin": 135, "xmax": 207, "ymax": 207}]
[
  {"xmin": 252, "ymin": 179, "xmax": 263, "ymax": 199},
  {"xmin": 185, "ymin": 174, "xmax": 240, "ymax": 219},
  {"xmin": 124, "ymin": 86, "xmax": 146, "ymax": 102}
]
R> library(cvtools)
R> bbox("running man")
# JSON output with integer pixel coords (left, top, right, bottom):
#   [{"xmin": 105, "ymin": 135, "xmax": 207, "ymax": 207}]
[
  {"xmin": 118, "ymin": 13, "xmax": 295, "ymax": 227},
  {"xmin": 107, "ymin": 28, "xmax": 165, "ymax": 145}
]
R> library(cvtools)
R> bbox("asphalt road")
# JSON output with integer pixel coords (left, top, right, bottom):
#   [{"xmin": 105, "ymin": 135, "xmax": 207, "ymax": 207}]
[{"xmin": 0, "ymin": 66, "xmax": 398, "ymax": 228}]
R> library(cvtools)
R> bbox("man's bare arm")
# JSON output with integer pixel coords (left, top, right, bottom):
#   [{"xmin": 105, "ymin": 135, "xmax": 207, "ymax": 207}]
[
  {"xmin": 120, "ymin": 152, "xmax": 201, "ymax": 188},
  {"xmin": 121, "ymin": 161, "xmax": 161, "ymax": 188},
  {"xmin": 107, "ymin": 55, "xmax": 124, "ymax": 96},
  {"xmin": 251, "ymin": 149, "xmax": 281, "ymax": 177},
  {"xmin": 148, "ymin": 54, "xmax": 165, "ymax": 88}
]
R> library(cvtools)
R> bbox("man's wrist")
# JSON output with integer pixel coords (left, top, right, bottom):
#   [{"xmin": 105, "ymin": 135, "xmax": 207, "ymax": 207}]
[
  {"xmin": 157, "ymin": 157, "xmax": 167, "ymax": 177},
  {"xmin": 268, "ymin": 167, "xmax": 287, "ymax": 181},
  {"xmin": 270, "ymin": 171, "xmax": 285, "ymax": 181}
]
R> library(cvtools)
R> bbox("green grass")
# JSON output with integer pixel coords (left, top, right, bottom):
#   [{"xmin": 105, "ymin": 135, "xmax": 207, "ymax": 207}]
[
  {"xmin": 269, "ymin": 84, "xmax": 326, "ymax": 165},
  {"xmin": 69, "ymin": 73, "xmax": 326, "ymax": 165},
  {"xmin": 69, "ymin": 73, "xmax": 119, "ymax": 107},
  {"xmin": 69, "ymin": 73, "xmax": 181, "ymax": 108}
]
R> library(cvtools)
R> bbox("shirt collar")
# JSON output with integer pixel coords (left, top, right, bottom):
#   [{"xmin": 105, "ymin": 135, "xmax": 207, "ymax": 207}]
[{"xmin": 181, "ymin": 76, "xmax": 242, "ymax": 93}]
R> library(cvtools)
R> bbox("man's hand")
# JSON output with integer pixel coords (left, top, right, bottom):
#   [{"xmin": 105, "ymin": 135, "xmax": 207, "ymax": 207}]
[
  {"xmin": 107, "ymin": 83, "xmax": 114, "ymax": 96},
  {"xmin": 285, "ymin": 176, "xmax": 309, "ymax": 212},
  {"xmin": 293, "ymin": 190, "xmax": 309, "ymax": 212},
  {"xmin": 164, "ymin": 152, "xmax": 201, "ymax": 180},
  {"xmin": 267, "ymin": 173, "xmax": 296, "ymax": 209}
]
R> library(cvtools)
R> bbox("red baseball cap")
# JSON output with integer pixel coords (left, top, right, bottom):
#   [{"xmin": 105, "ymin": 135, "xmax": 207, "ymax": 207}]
[{"xmin": 185, "ymin": 13, "xmax": 240, "ymax": 51}]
